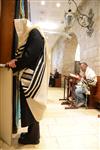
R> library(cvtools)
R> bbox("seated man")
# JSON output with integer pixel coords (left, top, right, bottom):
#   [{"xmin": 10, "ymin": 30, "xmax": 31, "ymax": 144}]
[
  {"xmin": 65, "ymin": 62, "xmax": 97, "ymax": 109},
  {"xmin": 74, "ymin": 62, "xmax": 97, "ymax": 107}
]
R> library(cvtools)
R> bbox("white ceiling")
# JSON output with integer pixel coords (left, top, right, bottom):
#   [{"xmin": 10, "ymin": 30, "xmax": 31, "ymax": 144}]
[{"xmin": 29, "ymin": 0, "xmax": 83, "ymax": 49}]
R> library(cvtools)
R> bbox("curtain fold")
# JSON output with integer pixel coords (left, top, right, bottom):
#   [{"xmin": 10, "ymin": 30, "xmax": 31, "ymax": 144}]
[{"xmin": 12, "ymin": 0, "xmax": 29, "ymax": 133}]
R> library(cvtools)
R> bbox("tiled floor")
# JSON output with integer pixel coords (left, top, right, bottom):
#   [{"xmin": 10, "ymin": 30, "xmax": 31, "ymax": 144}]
[{"xmin": 0, "ymin": 87, "xmax": 100, "ymax": 150}]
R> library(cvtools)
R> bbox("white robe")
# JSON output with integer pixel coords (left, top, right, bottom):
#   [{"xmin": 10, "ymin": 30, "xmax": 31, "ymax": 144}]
[{"xmin": 14, "ymin": 18, "xmax": 51, "ymax": 122}]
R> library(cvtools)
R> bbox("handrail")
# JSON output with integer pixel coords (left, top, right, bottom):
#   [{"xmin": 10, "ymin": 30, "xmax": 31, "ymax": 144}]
[{"xmin": 0, "ymin": 64, "xmax": 7, "ymax": 68}]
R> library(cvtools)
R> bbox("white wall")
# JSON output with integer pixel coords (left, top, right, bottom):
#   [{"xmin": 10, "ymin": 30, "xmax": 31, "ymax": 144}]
[
  {"xmin": 51, "ymin": 0, "xmax": 100, "ymax": 76},
  {"xmin": 73, "ymin": 0, "xmax": 100, "ymax": 75},
  {"xmin": 51, "ymin": 34, "xmax": 78, "ymax": 76}
]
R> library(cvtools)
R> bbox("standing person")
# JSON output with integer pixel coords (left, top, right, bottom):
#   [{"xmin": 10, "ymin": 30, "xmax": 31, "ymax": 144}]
[
  {"xmin": 75, "ymin": 62, "xmax": 97, "ymax": 107},
  {"xmin": 6, "ymin": 18, "xmax": 50, "ymax": 145},
  {"xmin": 54, "ymin": 69, "xmax": 59, "ymax": 79}
]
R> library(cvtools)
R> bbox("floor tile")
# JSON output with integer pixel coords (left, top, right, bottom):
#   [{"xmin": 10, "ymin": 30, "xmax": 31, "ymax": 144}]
[{"xmin": 0, "ymin": 87, "xmax": 100, "ymax": 150}]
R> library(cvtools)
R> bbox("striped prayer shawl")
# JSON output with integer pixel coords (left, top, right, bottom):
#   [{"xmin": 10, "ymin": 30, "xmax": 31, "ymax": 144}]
[
  {"xmin": 81, "ymin": 78, "xmax": 96, "ymax": 87},
  {"xmin": 15, "ymin": 44, "xmax": 46, "ymax": 100},
  {"xmin": 15, "ymin": 44, "xmax": 26, "ymax": 59},
  {"xmin": 79, "ymin": 78, "xmax": 96, "ymax": 95}
]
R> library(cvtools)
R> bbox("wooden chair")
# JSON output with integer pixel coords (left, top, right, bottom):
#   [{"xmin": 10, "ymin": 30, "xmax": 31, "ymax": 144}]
[
  {"xmin": 55, "ymin": 74, "xmax": 61, "ymax": 87},
  {"xmin": 87, "ymin": 76, "xmax": 100, "ymax": 108}
]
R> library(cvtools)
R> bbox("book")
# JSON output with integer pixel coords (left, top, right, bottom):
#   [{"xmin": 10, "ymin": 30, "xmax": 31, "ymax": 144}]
[{"xmin": 69, "ymin": 73, "xmax": 80, "ymax": 79}]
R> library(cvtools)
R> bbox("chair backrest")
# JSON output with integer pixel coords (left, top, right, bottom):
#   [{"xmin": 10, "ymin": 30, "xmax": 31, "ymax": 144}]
[
  {"xmin": 87, "ymin": 76, "xmax": 100, "ymax": 108},
  {"xmin": 92, "ymin": 76, "xmax": 100, "ymax": 102},
  {"xmin": 55, "ymin": 74, "xmax": 61, "ymax": 87}
]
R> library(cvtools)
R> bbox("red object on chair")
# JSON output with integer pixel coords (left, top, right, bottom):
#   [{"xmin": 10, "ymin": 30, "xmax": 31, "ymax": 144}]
[{"xmin": 55, "ymin": 74, "xmax": 61, "ymax": 87}]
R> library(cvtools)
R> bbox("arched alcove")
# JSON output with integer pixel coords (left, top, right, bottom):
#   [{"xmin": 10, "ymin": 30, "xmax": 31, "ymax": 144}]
[{"xmin": 51, "ymin": 33, "xmax": 79, "ymax": 76}]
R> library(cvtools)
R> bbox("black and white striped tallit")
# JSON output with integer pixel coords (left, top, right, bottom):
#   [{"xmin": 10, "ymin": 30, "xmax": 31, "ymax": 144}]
[
  {"xmin": 15, "ymin": 44, "xmax": 46, "ymax": 100},
  {"xmin": 14, "ymin": 19, "xmax": 50, "ymax": 121}
]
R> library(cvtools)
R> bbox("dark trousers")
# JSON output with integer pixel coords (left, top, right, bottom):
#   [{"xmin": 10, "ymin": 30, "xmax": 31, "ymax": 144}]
[{"xmin": 20, "ymin": 84, "xmax": 40, "ymax": 140}]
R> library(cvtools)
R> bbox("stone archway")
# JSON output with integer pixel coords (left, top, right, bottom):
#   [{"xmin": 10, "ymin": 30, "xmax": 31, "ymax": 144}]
[{"xmin": 51, "ymin": 33, "xmax": 79, "ymax": 76}]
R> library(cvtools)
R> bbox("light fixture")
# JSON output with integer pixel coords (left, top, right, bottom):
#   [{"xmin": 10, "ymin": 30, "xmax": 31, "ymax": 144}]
[
  {"xmin": 41, "ymin": 1, "xmax": 46, "ymax": 6},
  {"xmin": 56, "ymin": 3, "xmax": 61, "ymax": 8},
  {"xmin": 64, "ymin": 0, "xmax": 94, "ymax": 37}
]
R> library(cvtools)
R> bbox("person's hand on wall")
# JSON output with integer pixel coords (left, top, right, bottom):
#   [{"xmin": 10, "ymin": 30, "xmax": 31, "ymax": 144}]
[{"xmin": 6, "ymin": 59, "xmax": 17, "ymax": 68}]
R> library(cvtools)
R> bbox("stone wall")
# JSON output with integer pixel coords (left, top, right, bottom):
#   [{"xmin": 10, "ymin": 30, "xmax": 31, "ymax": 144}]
[
  {"xmin": 73, "ymin": 0, "xmax": 100, "ymax": 75},
  {"xmin": 51, "ymin": 0, "xmax": 100, "ymax": 77},
  {"xmin": 51, "ymin": 34, "xmax": 78, "ymax": 76}
]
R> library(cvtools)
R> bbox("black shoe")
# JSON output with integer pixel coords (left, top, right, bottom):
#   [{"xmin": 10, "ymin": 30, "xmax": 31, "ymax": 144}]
[
  {"xmin": 20, "ymin": 132, "xmax": 28, "ymax": 138},
  {"xmin": 61, "ymin": 101, "xmax": 70, "ymax": 105},
  {"xmin": 18, "ymin": 134, "xmax": 40, "ymax": 145}
]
